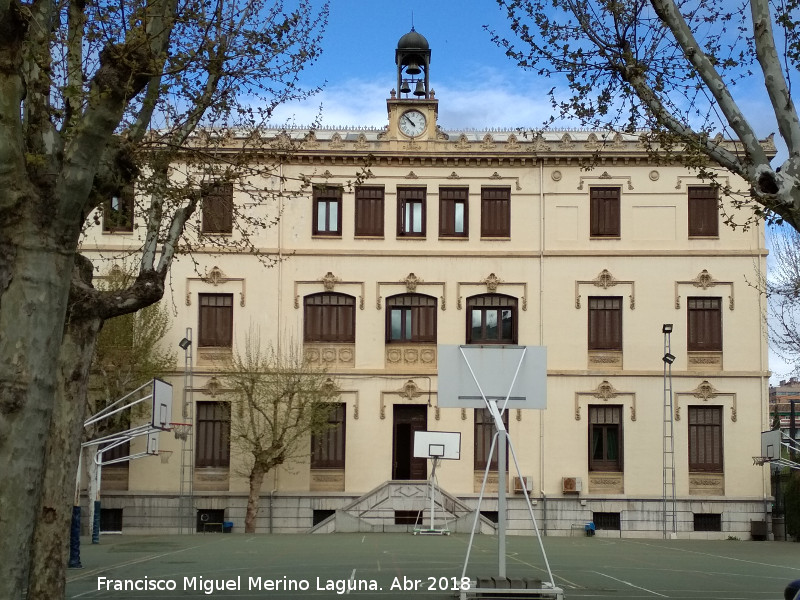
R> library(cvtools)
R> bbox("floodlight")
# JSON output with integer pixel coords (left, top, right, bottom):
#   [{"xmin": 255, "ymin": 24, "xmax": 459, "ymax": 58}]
[
  {"xmin": 663, "ymin": 353, "xmax": 676, "ymax": 365},
  {"xmin": 662, "ymin": 324, "xmax": 673, "ymax": 334},
  {"xmin": 178, "ymin": 338, "xmax": 191, "ymax": 350}
]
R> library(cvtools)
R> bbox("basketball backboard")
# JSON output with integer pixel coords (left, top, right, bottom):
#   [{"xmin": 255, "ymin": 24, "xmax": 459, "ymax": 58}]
[
  {"xmin": 762, "ymin": 429, "xmax": 783, "ymax": 461},
  {"xmin": 151, "ymin": 379, "xmax": 173, "ymax": 430},
  {"xmin": 437, "ymin": 345, "xmax": 546, "ymax": 409},
  {"xmin": 413, "ymin": 431, "xmax": 461, "ymax": 460},
  {"xmin": 146, "ymin": 431, "xmax": 160, "ymax": 455}
]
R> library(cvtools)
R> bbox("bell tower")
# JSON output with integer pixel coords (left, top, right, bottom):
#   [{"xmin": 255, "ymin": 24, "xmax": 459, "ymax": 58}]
[{"xmin": 387, "ymin": 28, "xmax": 439, "ymax": 141}]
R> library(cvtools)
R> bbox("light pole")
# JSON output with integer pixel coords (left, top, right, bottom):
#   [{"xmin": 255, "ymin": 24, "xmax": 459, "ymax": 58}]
[{"xmin": 662, "ymin": 324, "xmax": 677, "ymax": 539}]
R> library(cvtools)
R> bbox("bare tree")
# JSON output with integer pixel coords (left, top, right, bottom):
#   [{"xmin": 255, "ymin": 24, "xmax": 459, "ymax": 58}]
[
  {"xmin": 224, "ymin": 331, "xmax": 339, "ymax": 533},
  {"xmin": 0, "ymin": 1, "xmax": 331, "ymax": 598},
  {"xmin": 490, "ymin": 0, "xmax": 799, "ymax": 230},
  {"xmin": 766, "ymin": 226, "xmax": 800, "ymax": 375}
]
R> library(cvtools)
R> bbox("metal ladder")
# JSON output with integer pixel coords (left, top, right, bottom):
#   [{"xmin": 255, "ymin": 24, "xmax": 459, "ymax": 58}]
[{"xmin": 178, "ymin": 328, "xmax": 195, "ymax": 534}]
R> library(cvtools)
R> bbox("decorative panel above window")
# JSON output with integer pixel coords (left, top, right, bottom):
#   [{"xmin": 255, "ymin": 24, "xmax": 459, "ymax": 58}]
[
  {"xmin": 201, "ymin": 182, "xmax": 234, "ymax": 234},
  {"xmin": 313, "ymin": 185, "xmax": 342, "ymax": 236},
  {"xmin": 590, "ymin": 187, "xmax": 621, "ymax": 238}
]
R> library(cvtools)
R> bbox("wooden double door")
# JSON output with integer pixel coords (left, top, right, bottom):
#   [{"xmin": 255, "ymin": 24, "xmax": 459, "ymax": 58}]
[{"xmin": 392, "ymin": 405, "xmax": 427, "ymax": 480}]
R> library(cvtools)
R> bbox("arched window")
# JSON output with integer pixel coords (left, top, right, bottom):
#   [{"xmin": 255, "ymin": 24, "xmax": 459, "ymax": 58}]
[
  {"xmin": 385, "ymin": 294, "xmax": 437, "ymax": 343},
  {"xmin": 304, "ymin": 293, "xmax": 356, "ymax": 343},
  {"xmin": 466, "ymin": 294, "xmax": 517, "ymax": 344}
]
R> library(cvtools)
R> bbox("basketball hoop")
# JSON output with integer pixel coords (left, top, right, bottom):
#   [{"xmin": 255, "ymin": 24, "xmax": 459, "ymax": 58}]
[
  {"xmin": 159, "ymin": 450, "xmax": 173, "ymax": 464},
  {"xmin": 170, "ymin": 422, "xmax": 192, "ymax": 441},
  {"xmin": 753, "ymin": 456, "xmax": 770, "ymax": 466}
]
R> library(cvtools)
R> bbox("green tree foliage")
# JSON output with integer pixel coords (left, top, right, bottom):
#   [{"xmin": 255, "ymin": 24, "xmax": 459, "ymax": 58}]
[
  {"xmin": 786, "ymin": 470, "xmax": 800, "ymax": 540},
  {"xmin": 491, "ymin": 0, "xmax": 800, "ymax": 230},
  {"xmin": 224, "ymin": 331, "xmax": 339, "ymax": 533}
]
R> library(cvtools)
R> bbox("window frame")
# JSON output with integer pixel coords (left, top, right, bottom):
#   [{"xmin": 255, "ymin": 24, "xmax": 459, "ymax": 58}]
[
  {"xmin": 688, "ymin": 405, "xmax": 723, "ymax": 473},
  {"xmin": 303, "ymin": 292, "xmax": 356, "ymax": 344},
  {"xmin": 198, "ymin": 293, "xmax": 234, "ymax": 348},
  {"xmin": 688, "ymin": 186, "xmax": 719, "ymax": 238},
  {"xmin": 354, "ymin": 186, "xmax": 385, "ymax": 237},
  {"xmin": 687, "ymin": 297, "xmax": 722, "ymax": 352},
  {"xmin": 588, "ymin": 296, "xmax": 623, "ymax": 351},
  {"xmin": 590, "ymin": 186, "xmax": 621, "ymax": 238},
  {"xmin": 474, "ymin": 408, "xmax": 509, "ymax": 471},
  {"xmin": 397, "ymin": 187, "xmax": 426, "ymax": 237},
  {"xmin": 439, "ymin": 187, "xmax": 469, "ymax": 238},
  {"xmin": 195, "ymin": 401, "xmax": 231, "ymax": 468},
  {"xmin": 385, "ymin": 293, "xmax": 437, "ymax": 343},
  {"xmin": 313, "ymin": 185, "xmax": 343, "ymax": 236},
  {"xmin": 103, "ymin": 184, "xmax": 135, "ymax": 233},
  {"xmin": 201, "ymin": 181, "xmax": 234, "ymax": 234},
  {"xmin": 311, "ymin": 403, "xmax": 346, "ymax": 469},
  {"xmin": 588, "ymin": 405, "xmax": 623, "ymax": 472},
  {"xmin": 480, "ymin": 187, "xmax": 511, "ymax": 238},
  {"xmin": 466, "ymin": 294, "xmax": 518, "ymax": 345}
]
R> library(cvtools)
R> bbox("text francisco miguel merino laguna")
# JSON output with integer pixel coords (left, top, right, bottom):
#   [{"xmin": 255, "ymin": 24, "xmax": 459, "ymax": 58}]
[{"xmin": 96, "ymin": 574, "xmax": 473, "ymax": 595}]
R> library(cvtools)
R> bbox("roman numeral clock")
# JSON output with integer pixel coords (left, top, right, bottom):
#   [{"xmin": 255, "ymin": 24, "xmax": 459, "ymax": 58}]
[{"xmin": 387, "ymin": 27, "xmax": 438, "ymax": 142}]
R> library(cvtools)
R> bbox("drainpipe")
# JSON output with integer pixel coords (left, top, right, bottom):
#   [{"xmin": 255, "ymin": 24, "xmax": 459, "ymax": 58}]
[
  {"xmin": 269, "ymin": 489, "xmax": 276, "ymax": 534},
  {"xmin": 538, "ymin": 158, "xmax": 547, "ymax": 535}
]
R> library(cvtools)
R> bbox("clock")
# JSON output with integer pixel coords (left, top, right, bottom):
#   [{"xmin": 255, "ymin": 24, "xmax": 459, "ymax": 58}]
[{"xmin": 399, "ymin": 109, "xmax": 427, "ymax": 137}]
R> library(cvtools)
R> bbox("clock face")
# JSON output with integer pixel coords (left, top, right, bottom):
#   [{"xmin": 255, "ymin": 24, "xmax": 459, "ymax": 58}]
[{"xmin": 399, "ymin": 110, "xmax": 427, "ymax": 137}]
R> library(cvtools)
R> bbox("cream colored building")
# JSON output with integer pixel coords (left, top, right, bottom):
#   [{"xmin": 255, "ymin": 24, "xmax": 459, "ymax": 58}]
[{"xmin": 82, "ymin": 29, "xmax": 773, "ymax": 539}]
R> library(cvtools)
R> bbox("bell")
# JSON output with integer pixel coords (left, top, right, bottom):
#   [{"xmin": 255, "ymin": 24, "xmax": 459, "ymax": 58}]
[
  {"xmin": 400, "ymin": 80, "xmax": 411, "ymax": 94},
  {"xmin": 413, "ymin": 81, "xmax": 426, "ymax": 97},
  {"xmin": 405, "ymin": 61, "xmax": 421, "ymax": 75}
]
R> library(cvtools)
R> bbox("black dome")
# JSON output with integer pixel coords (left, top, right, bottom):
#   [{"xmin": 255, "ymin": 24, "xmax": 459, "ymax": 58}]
[{"xmin": 397, "ymin": 28, "xmax": 429, "ymax": 50}]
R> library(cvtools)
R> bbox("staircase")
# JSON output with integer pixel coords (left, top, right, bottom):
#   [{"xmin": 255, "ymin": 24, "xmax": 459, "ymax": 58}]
[{"xmin": 308, "ymin": 480, "xmax": 497, "ymax": 534}]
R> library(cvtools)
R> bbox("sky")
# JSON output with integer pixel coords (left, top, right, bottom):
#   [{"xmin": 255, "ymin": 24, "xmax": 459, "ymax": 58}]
[{"xmin": 269, "ymin": 0, "xmax": 794, "ymax": 383}]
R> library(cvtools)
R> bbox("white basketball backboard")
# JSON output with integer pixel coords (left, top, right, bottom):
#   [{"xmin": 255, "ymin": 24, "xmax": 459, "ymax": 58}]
[
  {"xmin": 762, "ymin": 429, "xmax": 783, "ymax": 460},
  {"xmin": 146, "ymin": 431, "xmax": 160, "ymax": 455},
  {"xmin": 152, "ymin": 379, "xmax": 173, "ymax": 430},
  {"xmin": 437, "ymin": 345, "xmax": 547, "ymax": 409},
  {"xmin": 413, "ymin": 431, "xmax": 461, "ymax": 460}
]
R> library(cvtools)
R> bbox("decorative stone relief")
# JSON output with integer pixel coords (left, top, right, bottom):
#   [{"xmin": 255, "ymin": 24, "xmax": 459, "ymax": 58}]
[
  {"xmin": 575, "ymin": 269, "xmax": 635, "ymax": 309},
  {"xmin": 329, "ymin": 133, "xmax": 344, "ymax": 149},
  {"xmin": 575, "ymin": 381, "xmax": 637, "ymax": 421},
  {"xmin": 674, "ymin": 270, "xmax": 734, "ymax": 310}
]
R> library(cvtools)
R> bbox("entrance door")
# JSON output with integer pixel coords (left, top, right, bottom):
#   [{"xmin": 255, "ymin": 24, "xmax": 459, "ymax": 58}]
[{"xmin": 392, "ymin": 405, "xmax": 427, "ymax": 480}]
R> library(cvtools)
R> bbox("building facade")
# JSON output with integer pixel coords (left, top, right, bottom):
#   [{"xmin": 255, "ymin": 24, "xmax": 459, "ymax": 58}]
[{"xmin": 82, "ymin": 30, "xmax": 772, "ymax": 539}]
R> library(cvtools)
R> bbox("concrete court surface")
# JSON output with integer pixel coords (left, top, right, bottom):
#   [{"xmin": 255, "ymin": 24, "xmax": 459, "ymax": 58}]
[{"xmin": 64, "ymin": 533, "xmax": 800, "ymax": 599}]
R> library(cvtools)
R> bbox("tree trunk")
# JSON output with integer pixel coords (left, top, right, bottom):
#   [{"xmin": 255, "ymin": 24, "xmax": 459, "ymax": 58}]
[
  {"xmin": 245, "ymin": 465, "xmax": 266, "ymax": 533},
  {"xmin": 26, "ymin": 308, "xmax": 101, "ymax": 600},
  {"xmin": 0, "ymin": 225, "xmax": 77, "ymax": 600}
]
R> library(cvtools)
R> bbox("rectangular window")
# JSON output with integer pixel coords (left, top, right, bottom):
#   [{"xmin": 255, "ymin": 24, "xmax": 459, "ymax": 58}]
[
  {"xmin": 386, "ymin": 295, "xmax": 437, "ymax": 343},
  {"xmin": 397, "ymin": 188, "xmax": 426, "ymax": 237},
  {"xmin": 481, "ymin": 187, "xmax": 511, "ymax": 237},
  {"xmin": 693, "ymin": 513, "xmax": 722, "ymax": 532},
  {"xmin": 590, "ymin": 187, "xmax": 621, "ymax": 238},
  {"xmin": 198, "ymin": 293, "xmax": 233, "ymax": 347},
  {"xmin": 103, "ymin": 185, "xmax": 134, "ymax": 233},
  {"xmin": 588, "ymin": 297, "xmax": 622, "ymax": 351},
  {"xmin": 688, "ymin": 406, "xmax": 723, "ymax": 472},
  {"xmin": 474, "ymin": 408, "xmax": 508, "ymax": 471},
  {"xmin": 355, "ymin": 186, "xmax": 384, "ymax": 237},
  {"xmin": 311, "ymin": 403, "xmax": 346, "ymax": 469},
  {"xmin": 687, "ymin": 297, "xmax": 722, "ymax": 351},
  {"xmin": 688, "ymin": 186, "xmax": 719, "ymax": 237},
  {"xmin": 589, "ymin": 405, "xmax": 622, "ymax": 471},
  {"xmin": 100, "ymin": 508, "xmax": 123, "ymax": 533},
  {"xmin": 440, "ymin": 187, "xmax": 469, "ymax": 237},
  {"xmin": 201, "ymin": 182, "xmax": 234, "ymax": 234},
  {"xmin": 195, "ymin": 401, "xmax": 231, "ymax": 468},
  {"xmin": 303, "ymin": 293, "xmax": 356, "ymax": 343},
  {"xmin": 593, "ymin": 512, "xmax": 621, "ymax": 531},
  {"xmin": 313, "ymin": 186, "xmax": 342, "ymax": 236}
]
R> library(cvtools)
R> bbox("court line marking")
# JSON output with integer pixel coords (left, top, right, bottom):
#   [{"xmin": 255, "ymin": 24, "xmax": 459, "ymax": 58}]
[
  {"xmin": 628, "ymin": 541, "xmax": 800, "ymax": 572},
  {"xmin": 593, "ymin": 571, "xmax": 669, "ymax": 597},
  {"xmin": 346, "ymin": 568, "xmax": 357, "ymax": 595}
]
